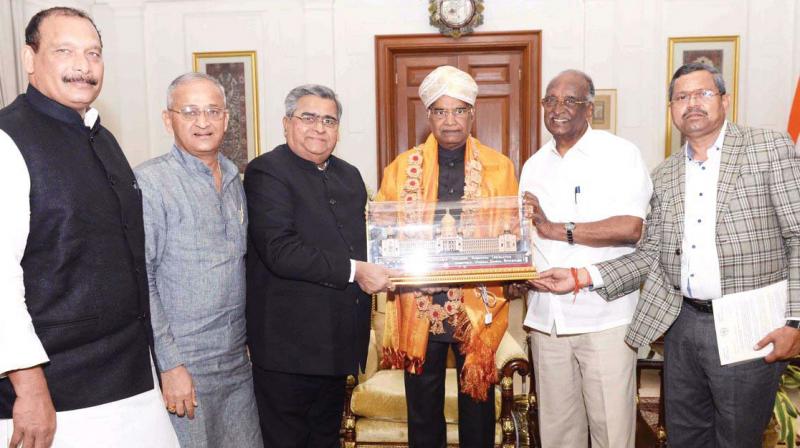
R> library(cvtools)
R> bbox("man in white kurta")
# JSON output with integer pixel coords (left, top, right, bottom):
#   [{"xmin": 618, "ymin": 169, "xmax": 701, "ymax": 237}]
[{"xmin": 520, "ymin": 70, "xmax": 652, "ymax": 448}]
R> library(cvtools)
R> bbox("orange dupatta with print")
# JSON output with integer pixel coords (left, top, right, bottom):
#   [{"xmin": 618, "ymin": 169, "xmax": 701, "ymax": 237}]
[{"xmin": 374, "ymin": 134, "xmax": 519, "ymax": 401}]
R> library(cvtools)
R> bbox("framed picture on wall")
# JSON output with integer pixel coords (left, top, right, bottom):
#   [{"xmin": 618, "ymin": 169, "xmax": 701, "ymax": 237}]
[
  {"xmin": 591, "ymin": 89, "xmax": 617, "ymax": 134},
  {"xmin": 193, "ymin": 50, "xmax": 260, "ymax": 173},
  {"xmin": 666, "ymin": 35, "xmax": 739, "ymax": 157}
]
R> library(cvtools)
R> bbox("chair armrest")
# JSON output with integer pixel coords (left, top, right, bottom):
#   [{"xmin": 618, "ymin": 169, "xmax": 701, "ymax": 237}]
[
  {"xmin": 342, "ymin": 375, "xmax": 357, "ymax": 445},
  {"xmin": 495, "ymin": 332, "xmax": 527, "ymax": 370},
  {"xmin": 497, "ymin": 332, "xmax": 531, "ymax": 448}
]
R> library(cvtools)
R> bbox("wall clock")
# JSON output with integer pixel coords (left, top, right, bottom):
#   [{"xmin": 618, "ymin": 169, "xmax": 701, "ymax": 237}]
[{"xmin": 429, "ymin": 0, "xmax": 484, "ymax": 38}]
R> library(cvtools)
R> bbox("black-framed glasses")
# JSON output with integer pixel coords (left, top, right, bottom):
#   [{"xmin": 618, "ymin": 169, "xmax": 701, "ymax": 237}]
[
  {"xmin": 168, "ymin": 106, "xmax": 227, "ymax": 122},
  {"xmin": 428, "ymin": 107, "xmax": 472, "ymax": 120},
  {"xmin": 292, "ymin": 113, "xmax": 339, "ymax": 128},
  {"xmin": 541, "ymin": 96, "xmax": 591, "ymax": 110},
  {"xmin": 670, "ymin": 89, "xmax": 722, "ymax": 104}
]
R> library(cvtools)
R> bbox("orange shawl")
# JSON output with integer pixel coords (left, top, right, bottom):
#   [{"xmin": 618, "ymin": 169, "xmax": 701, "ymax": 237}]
[{"xmin": 375, "ymin": 134, "xmax": 519, "ymax": 400}]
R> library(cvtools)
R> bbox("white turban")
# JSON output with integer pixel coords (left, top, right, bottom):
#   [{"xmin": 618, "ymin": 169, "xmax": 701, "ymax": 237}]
[{"xmin": 418, "ymin": 65, "xmax": 478, "ymax": 108}]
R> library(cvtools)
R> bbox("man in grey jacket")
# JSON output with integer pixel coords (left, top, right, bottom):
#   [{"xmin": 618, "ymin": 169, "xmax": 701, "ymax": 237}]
[{"xmin": 135, "ymin": 72, "xmax": 262, "ymax": 447}]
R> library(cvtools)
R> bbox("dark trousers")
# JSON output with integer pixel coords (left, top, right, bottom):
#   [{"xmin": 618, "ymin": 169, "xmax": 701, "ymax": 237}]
[
  {"xmin": 405, "ymin": 341, "xmax": 495, "ymax": 448},
  {"xmin": 251, "ymin": 364, "xmax": 345, "ymax": 448},
  {"xmin": 663, "ymin": 303, "xmax": 786, "ymax": 448}
]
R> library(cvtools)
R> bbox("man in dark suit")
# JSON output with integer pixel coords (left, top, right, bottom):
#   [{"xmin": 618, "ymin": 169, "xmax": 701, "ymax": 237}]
[
  {"xmin": 536, "ymin": 62, "xmax": 800, "ymax": 447},
  {"xmin": 244, "ymin": 84, "xmax": 394, "ymax": 447}
]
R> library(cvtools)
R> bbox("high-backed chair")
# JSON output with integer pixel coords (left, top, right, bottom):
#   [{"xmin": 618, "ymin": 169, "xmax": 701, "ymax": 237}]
[{"xmin": 342, "ymin": 296, "xmax": 531, "ymax": 447}]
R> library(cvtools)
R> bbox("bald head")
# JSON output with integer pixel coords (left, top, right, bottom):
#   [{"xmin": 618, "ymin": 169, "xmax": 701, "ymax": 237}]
[{"xmin": 546, "ymin": 69, "xmax": 595, "ymax": 103}]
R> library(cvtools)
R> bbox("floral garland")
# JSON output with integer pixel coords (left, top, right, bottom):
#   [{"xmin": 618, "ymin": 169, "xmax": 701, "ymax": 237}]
[{"xmin": 401, "ymin": 138, "xmax": 483, "ymax": 334}]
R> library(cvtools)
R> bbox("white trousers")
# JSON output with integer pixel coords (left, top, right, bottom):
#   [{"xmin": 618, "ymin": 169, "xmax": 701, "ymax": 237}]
[
  {"xmin": 530, "ymin": 324, "xmax": 637, "ymax": 448},
  {"xmin": 0, "ymin": 358, "xmax": 179, "ymax": 448}
]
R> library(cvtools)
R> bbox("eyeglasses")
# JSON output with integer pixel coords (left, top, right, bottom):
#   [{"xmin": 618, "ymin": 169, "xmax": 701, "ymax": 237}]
[
  {"xmin": 670, "ymin": 89, "xmax": 722, "ymax": 104},
  {"xmin": 168, "ymin": 106, "xmax": 226, "ymax": 122},
  {"xmin": 428, "ymin": 107, "xmax": 472, "ymax": 120},
  {"xmin": 541, "ymin": 96, "xmax": 591, "ymax": 110},
  {"xmin": 291, "ymin": 113, "xmax": 340, "ymax": 128}
]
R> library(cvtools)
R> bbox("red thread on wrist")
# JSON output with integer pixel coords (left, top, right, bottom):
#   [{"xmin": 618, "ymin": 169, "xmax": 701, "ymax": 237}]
[{"xmin": 570, "ymin": 267, "xmax": 581, "ymax": 296}]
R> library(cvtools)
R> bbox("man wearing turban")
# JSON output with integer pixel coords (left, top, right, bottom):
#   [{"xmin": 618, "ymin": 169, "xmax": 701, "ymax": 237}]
[{"xmin": 375, "ymin": 65, "xmax": 518, "ymax": 447}]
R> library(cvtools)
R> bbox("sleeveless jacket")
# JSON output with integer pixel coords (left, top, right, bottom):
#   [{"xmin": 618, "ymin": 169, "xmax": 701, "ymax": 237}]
[{"xmin": 0, "ymin": 86, "xmax": 153, "ymax": 417}]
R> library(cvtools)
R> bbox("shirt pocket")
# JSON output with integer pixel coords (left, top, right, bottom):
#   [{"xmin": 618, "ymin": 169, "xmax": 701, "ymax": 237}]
[{"xmin": 573, "ymin": 178, "xmax": 608, "ymax": 222}]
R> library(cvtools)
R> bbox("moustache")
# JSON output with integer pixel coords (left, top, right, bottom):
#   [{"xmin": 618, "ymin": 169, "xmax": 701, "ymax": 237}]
[
  {"xmin": 62, "ymin": 75, "xmax": 98, "ymax": 86},
  {"xmin": 682, "ymin": 108, "xmax": 707, "ymax": 119}
]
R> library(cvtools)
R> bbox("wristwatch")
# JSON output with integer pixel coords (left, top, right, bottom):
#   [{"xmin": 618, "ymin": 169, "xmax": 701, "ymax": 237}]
[
  {"xmin": 565, "ymin": 222, "xmax": 575, "ymax": 245},
  {"xmin": 786, "ymin": 320, "xmax": 800, "ymax": 329}
]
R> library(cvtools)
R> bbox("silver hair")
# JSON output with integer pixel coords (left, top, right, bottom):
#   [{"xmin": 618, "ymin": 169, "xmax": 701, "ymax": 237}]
[
  {"xmin": 166, "ymin": 72, "xmax": 226, "ymax": 109},
  {"xmin": 284, "ymin": 84, "xmax": 342, "ymax": 120},
  {"xmin": 668, "ymin": 63, "xmax": 726, "ymax": 101},
  {"xmin": 548, "ymin": 69, "xmax": 596, "ymax": 103}
]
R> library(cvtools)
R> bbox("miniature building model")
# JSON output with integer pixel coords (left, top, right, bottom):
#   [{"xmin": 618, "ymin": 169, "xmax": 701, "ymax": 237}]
[{"xmin": 379, "ymin": 209, "xmax": 518, "ymax": 258}]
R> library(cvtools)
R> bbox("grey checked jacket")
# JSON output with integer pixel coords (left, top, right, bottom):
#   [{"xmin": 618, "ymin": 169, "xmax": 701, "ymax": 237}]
[{"xmin": 594, "ymin": 122, "xmax": 800, "ymax": 348}]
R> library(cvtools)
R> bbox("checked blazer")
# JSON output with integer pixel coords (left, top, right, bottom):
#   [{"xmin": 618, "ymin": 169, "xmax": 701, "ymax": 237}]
[{"xmin": 594, "ymin": 122, "xmax": 800, "ymax": 348}]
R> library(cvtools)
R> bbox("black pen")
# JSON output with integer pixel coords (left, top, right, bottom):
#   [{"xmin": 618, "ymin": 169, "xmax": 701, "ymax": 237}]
[{"xmin": 574, "ymin": 186, "xmax": 581, "ymax": 204}]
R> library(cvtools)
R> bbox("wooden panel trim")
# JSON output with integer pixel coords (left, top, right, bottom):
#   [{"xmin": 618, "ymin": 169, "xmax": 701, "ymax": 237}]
[{"xmin": 375, "ymin": 31, "xmax": 542, "ymax": 182}]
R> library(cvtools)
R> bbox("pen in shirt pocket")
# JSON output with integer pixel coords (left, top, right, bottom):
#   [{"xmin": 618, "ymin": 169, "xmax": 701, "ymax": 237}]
[{"xmin": 574, "ymin": 186, "xmax": 581, "ymax": 204}]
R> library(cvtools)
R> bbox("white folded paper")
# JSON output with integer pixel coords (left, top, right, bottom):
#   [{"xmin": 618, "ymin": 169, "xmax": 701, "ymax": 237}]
[{"xmin": 712, "ymin": 280, "xmax": 787, "ymax": 366}]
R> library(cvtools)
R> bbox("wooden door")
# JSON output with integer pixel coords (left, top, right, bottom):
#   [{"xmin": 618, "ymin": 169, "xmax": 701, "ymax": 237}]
[{"xmin": 376, "ymin": 32, "xmax": 541, "ymax": 182}]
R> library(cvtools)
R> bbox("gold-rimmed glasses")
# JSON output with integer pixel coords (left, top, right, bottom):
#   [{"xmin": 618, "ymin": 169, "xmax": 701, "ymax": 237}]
[{"xmin": 541, "ymin": 96, "xmax": 591, "ymax": 110}]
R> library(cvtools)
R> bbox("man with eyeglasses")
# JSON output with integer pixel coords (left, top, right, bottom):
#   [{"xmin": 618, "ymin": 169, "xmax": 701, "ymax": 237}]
[
  {"xmin": 516, "ymin": 69, "xmax": 652, "ymax": 448},
  {"xmin": 375, "ymin": 65, "xmax": 518, "ymax": 447},
  {"xmin": 244, "ymin": 84, "xmax": 394, "ymax": 447},
  {"xmin": 134, "ymin": 72, "xmax": 262, "ymax": 447},
  {"xmin": 0, "ymin": 7, "xmax": 179, "ymax": 447},
  {"xmin": 537, "ymin": 63, "xmax": 800, "ymax": 447}
]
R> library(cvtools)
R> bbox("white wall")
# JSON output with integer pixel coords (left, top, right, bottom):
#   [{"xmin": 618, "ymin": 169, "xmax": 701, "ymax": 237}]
[{"xmin": 12, "ymin": 0, "xmax": 799, "ymax": 182}]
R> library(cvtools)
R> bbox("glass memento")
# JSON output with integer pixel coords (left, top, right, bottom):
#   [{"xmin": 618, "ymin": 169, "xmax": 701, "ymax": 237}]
[{"xmin": 367, "ymin": 196, "xmax": 537, "ymax": 285}]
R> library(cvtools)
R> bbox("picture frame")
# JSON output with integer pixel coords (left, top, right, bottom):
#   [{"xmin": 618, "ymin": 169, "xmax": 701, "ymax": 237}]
[
  {"xmin": 591, "ymin": 89, "xmax": 617, "ymax": 134},
  {"xmin": 192, "ymin": 51, "xmax": 260, "ymax": 173},
  {"xmin": 367, "ymin": 196, "xmax": 538, "ymax": 285},
  {"xmin": 666, "ymin": 35, "xmax": 739, "ymax": 157}
]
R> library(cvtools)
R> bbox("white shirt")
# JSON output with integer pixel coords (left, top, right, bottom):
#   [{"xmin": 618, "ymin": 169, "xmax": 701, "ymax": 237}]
[
  {"xmin": 681, "ymin": 122, "xmax": 727, "ymax": 300},
  {"xmin": 520, "ymin": 127, "xmax": 653, "ymax": 335}
]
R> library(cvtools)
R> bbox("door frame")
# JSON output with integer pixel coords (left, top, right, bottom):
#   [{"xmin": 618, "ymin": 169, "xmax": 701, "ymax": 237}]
[{"xmin": 374, "ymin": 31, "xmax": 542, "ymax": 182}]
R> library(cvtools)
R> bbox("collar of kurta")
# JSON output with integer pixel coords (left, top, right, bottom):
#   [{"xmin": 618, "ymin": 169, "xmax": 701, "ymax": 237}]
[
  {"xmin": 25, "ymin": 84, "xmax": 100, "ymax": 131},
  {"xmin": 437, "ymin": 143, "xmax": 466, "ymax": 163},
  {"xmin": 170, "ymin": 144, "xmax": 238, "ymax": 187},
  {"xmin": 284, "ymin": 143, "xmax": 335, "ymax": 172}
]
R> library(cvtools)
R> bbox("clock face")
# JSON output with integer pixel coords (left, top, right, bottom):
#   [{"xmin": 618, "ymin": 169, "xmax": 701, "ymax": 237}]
[{"xmin": 439, "ymin": 0, "xmax": 475, "ymax": 28}]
